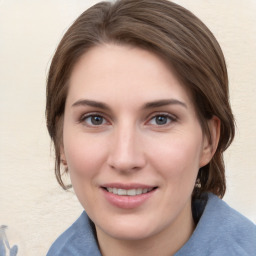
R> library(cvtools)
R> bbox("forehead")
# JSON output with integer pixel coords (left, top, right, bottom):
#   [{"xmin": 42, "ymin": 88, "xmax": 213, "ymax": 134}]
[{"xmin": 67, "ymin": 44, "xmax": 194, "ymax": 110}]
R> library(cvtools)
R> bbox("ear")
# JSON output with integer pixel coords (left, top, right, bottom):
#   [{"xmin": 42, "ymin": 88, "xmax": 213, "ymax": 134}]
[
  {"xmin": 60, "ymin": 146, "xmax": 67, "ymax": 166},
  {"xmin": 200, "ymin": 116, "xmax": 220, "ymax": 167}
]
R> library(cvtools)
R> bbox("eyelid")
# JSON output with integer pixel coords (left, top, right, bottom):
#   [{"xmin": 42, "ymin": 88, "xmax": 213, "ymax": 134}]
[
  {"xmin": 145, "ymin": 112, "xmax": 177, "ymax": 125},
  {"xmin": 79, "ymin": 111, "xmax": 111, "ymax": 126}
]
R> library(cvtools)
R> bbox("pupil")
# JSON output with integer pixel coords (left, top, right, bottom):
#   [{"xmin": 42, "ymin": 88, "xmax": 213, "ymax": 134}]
[
  {"xmin": 156, "ymin": 116, "xmax": 167, "ymax": 125},
  {"xmin": 92, "ymin": 116, "xmax": 103, "ymax": 125}
]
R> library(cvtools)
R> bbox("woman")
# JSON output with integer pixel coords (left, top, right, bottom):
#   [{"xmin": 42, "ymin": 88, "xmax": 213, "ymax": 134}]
[{"xmin": 46, "ymin": 0, "xmax": 256, "ymax": 255}]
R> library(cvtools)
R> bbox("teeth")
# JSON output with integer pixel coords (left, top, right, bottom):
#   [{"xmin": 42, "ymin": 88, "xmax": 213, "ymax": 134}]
[
  {"xmin": 106, "ymin": 187, "xmax": 153, "ymax": 196},
  {"xmin": 143, "ymin": 188, "xmax": 148, "ymax": 193},
  {"xmin": 118, "ymin": 189, "xmax": 127, "ymax": 196},
  {"xmin": 127, "ymin": 189, "xmax": 136, "ymax": 196},
  {"xmin": 136, "ymin": 188, "xmax": 143, "ymax": 195}
]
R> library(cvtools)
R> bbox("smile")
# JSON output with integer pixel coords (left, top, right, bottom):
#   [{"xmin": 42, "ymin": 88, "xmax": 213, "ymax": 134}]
[
  {"xmin": 105, "ymin": 187, "xmax": 154, "ymax": 196},
  {"xmin": 101, "ymin": 184, "xmax": 158, "ymax": 209}
]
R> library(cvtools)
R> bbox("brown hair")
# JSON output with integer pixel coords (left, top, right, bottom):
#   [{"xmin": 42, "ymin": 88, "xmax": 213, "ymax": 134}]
[{"xmin": 46, "ymin": 0, "xmax": 235, "ymax": 198}]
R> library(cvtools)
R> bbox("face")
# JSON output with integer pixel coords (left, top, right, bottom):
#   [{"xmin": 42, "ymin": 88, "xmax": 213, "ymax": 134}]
[{"xmin": 62, "ymin": 44, "xmax": 215, "ymax": 243}]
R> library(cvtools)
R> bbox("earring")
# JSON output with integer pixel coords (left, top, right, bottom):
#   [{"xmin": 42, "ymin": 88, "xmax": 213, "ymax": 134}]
[
  {"xmin": 195, "ymin": 178, "xmax": 201, "ymax": 188},
  {"xmin": 61, "ymin": 159, "xmax": 67, "ymax": 166}
]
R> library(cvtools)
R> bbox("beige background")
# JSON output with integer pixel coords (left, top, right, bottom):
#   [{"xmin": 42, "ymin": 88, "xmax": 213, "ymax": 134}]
[{"xmin": 0, "ymin": 0, "xmax": 255, "ymax": 255}]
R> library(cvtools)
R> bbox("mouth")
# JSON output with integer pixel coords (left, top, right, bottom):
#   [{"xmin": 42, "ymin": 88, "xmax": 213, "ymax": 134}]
[
  {"xmin": 102, "ymin": 186, "xmax": 158, "ymax": 196},
  {"xmin": 101, "ymin": 184, "xmax": 158, "ymax": 209}
]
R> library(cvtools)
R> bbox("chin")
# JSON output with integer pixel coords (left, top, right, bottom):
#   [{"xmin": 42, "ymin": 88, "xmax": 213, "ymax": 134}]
[{"xmin": 95, "ymin": 214, "xmax": 166, "ymax": 241}]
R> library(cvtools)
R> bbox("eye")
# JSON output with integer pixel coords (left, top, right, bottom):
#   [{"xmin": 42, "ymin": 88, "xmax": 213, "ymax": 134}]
[
  {"xmin": 81, "ymin": 114, "xmax": 108, "ymax": 126},
  {"xmin": 148, "ymin": 114, "xmax": 176, "ymax": 126}
]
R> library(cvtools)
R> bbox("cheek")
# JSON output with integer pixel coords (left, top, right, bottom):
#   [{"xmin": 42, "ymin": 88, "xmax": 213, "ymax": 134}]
[
  {"xmin": 63, "ymin": 133, "xmax": 108, "ymax": 179},
  {"xmin": 63, "ymin": 133, "xmax": 108, "ymax": 210},
  {"xmin": 149, "ymin": 133, "xmax": 203, "ymax": 180}
]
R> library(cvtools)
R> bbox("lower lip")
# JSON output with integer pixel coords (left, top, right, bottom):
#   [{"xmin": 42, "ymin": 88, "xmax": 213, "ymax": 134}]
[{"xmin": 101, "ymin": 188, "xmax": 157, "ymax": 209}]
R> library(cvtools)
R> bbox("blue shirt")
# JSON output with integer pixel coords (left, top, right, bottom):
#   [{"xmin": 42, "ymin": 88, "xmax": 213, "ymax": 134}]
[{"xmin": 47, "ymin": 193, "xmax": 256, "ymax": 256}]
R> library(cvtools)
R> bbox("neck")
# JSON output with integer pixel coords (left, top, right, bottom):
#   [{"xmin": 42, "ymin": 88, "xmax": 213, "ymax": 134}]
[{"xmin": 96, "ymin": 201, "xmax": 195, "ymax": 256}]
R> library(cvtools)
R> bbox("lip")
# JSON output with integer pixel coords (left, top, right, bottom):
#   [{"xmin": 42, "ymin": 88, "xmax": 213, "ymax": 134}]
[
  {"xmin": 101, "ymin": 183, "xmax": 157, "ymax": 209},
  {"xmin": 101, "ymin": 183, "xmax": 155, "ymax": 190}
]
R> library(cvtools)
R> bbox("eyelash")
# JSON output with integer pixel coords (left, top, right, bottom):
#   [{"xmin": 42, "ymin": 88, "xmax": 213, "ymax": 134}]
[
  {"xmin": 79, "ymin": 113, "xmax": 110, "ymax": 127},
  {"xmin": 79, "ymin": 112, "xmax": 177, "ymax": 127},
  {"xmin": 147, "ymin": 113, "xmax": 177, "ymax": 126}
]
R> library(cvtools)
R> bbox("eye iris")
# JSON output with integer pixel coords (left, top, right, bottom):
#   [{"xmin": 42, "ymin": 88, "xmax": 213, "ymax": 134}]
[
  {"xmin": 91, "ymin": 116, "xmax": 103, "ymax": 125},
  {"xmin": 156, "ymin": 116, "xmax": 168, "ymax": 125}
]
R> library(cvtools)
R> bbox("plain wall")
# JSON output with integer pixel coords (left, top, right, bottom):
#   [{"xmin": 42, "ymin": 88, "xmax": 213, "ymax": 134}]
[{"xmin": 0, "ymin": 0, "xmax": 255, "ymax": 255}]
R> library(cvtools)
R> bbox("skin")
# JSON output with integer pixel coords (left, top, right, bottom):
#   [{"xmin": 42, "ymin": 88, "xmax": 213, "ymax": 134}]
[{"xmin": 61, "ymin": 44, "xmax": 219, "ymax": 256}]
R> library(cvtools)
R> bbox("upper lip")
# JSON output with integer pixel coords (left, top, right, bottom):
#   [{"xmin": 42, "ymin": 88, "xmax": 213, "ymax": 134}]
[{"xmin": 101, "ymin": 183, "xmax": 157, "ymax": 190}]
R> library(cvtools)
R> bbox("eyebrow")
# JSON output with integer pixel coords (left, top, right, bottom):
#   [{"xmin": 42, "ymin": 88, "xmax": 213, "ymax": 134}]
[
  {"xmin": 72, "ymin": 99, "xmax": 111, "ymax": 111},
  {"xmin": 72, "ymin": 98, "xmax": 187, "ymax": 110},
  {"xmin": 143, "ymin": 99, "xmax": 187, "ymax": 109}
]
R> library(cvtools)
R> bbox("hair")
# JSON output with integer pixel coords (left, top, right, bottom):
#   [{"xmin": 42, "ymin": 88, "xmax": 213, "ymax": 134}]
[{"xmin": 46, "ymin": 0, "xmax": 235, "ymax": 199}]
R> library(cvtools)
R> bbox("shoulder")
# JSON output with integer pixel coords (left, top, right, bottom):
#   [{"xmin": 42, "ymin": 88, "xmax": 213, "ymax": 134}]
[
  {"xmin": 176, "ymin": 193, "xmax": 256, "ymax": 256},
  {"xmin": 205, "ymin": 193, "xmax": 256, "ymax": 238},
  {"xmin": 46, "ymin": 212, "xmax": 101, "ymax": 256},
  {"xmin": 205, "ymin": 193, "xmax": 256, "ymax": 253}
]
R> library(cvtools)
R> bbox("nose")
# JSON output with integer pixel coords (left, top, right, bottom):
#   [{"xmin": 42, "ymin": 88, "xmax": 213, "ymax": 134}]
[{"xmin": 107, "ymin": 123, "xmax": 146, "ymax": 173}]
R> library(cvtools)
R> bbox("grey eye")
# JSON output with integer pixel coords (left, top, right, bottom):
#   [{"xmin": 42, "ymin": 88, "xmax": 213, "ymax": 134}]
[
  {"xmin": 83, "ymin": 115, "xmax": 107, "ymax": 126},
  {"xmin": 155, "ymin": 115, "xmax": 168, "ymax": 125},
  {"xmin": 148, "ymin": 114, "xmax": 174, "ymax": 126},
  {"xmin": 90, "ymin": 116, "xmax": 104, "ymax": 125}
]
